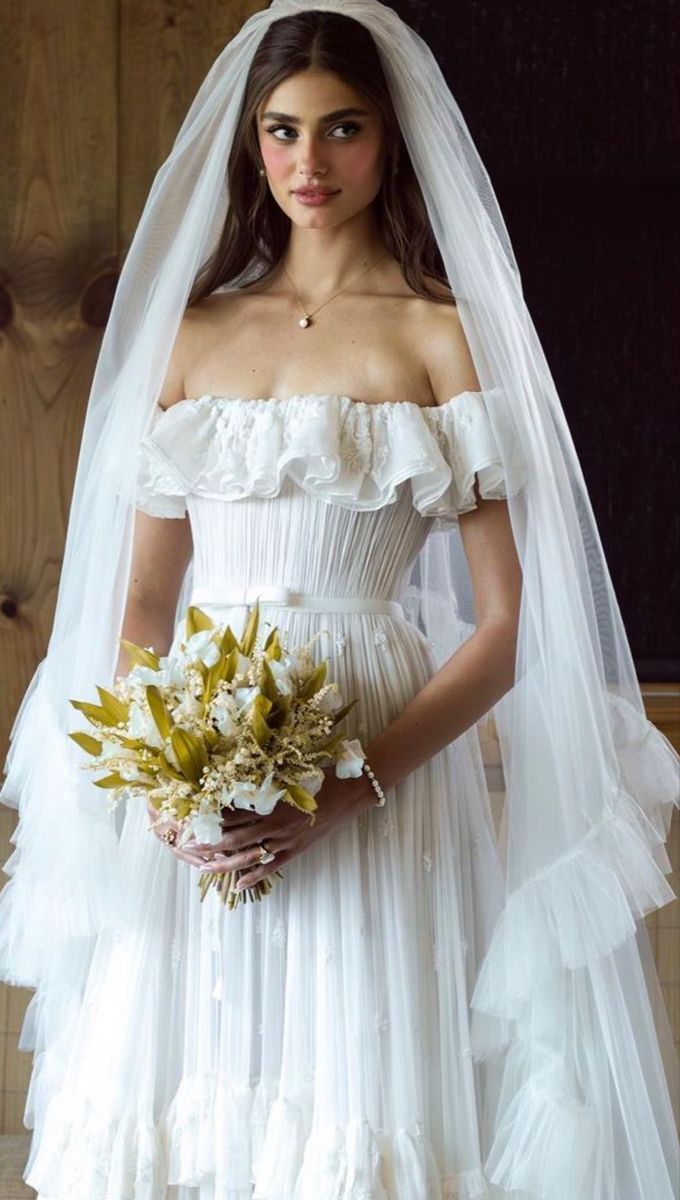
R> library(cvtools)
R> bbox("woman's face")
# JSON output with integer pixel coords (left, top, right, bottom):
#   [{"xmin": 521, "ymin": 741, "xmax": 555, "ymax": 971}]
[{"xmin": 256, "ymin": 68, "xmax": 386, "ymax": 228}]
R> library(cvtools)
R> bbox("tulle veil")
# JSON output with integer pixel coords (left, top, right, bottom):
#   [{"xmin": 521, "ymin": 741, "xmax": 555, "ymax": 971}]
[{"xmin": 0, "ymin": 2, "xmax": 678, "ymax": 1196}]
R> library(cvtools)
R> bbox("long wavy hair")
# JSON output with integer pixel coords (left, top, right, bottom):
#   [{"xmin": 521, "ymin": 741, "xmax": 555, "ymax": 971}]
[{"xmin": 187, "ymin": 9, "xmax": 455, "ymax": 307}]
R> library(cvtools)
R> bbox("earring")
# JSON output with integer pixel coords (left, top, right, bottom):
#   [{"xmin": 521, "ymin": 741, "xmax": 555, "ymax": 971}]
[{"xmin": 259, "ymin": 166, "xmax": 265, "ymax": 176}]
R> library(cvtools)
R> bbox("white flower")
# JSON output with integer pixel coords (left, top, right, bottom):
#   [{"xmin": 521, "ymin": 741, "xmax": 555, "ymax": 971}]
[
  {"xmin": 127, "ymin": 664, "xmax": 162, "ymax": 685},
  {"xmin": 234, "ymin": 648, "xmax": 254, "ymax": 674},
  {"xmin": 268, "ymin": 657, "xmax": 295, "ymax": 696},
  {"xmin": 187, "ymin": 809, "xmax": 223, "ymax": 845},
  {"xmin": 118, "ymin": 760, "xmax": 146, "ymax": 782},
  {"xmin": 100, "ymin": 739, "xmax": 137, "ymax": 760},
  {"xmin": 171, "ymin": 692, "xmax": 203, "ymax": 724},
  {"xmin": 226, "ymin": 770, "xmax": 287, "ymax": 816},
  {"xmin": 128, "ymin": 700, "xmax": 164, "ymax": 748},
  {"xmin": 182, "ymin": 628, "xmax": 221, "ymax": 668},
  {"xmin": 127, "ymin": 657, "xmax": 185, "ymax": 687},
  {"xmin": 317, "ymin": 683, "xmax": 343, "ymax": 714},
  {"xmin": 162, "ymin": 739, "xmax": 180, "ymax": 769},
  {"xmin": 209, "ymin": 695, "xmax": 239, "ymax": 737},
  {"xmin": 335, "ymin": 738, "xmax": 365, "ymax": 779},
  {"xmin": 233, "ymin": 684, "xmax": 260, "ymax": 713}
]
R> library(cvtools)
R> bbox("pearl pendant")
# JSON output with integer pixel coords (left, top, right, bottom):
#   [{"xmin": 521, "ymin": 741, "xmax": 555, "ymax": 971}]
[{"xmin": 298, "ymin": 315, "xmax": 311, "ymax": 328}]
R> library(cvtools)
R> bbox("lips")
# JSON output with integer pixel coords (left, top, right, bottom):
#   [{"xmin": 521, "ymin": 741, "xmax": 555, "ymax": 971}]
[{"xmin": 293, "ymin": 188, "xmax": 338, "ymax": 197}]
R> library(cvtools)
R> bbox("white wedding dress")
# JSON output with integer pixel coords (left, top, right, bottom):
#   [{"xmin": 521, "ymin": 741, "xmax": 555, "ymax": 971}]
[{"xmin": 6, "ymin": 391, "xmax": 596, "ymax": 1198}]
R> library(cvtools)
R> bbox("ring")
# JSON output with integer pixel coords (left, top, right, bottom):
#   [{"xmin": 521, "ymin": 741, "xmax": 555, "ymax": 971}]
[
  {"xmin": 160, "ymin": 828, "xmax": 177, "ymax": 847},
  {"xmin": 257, "ymin": 840, "xmax": 276, "ymax": 865}
]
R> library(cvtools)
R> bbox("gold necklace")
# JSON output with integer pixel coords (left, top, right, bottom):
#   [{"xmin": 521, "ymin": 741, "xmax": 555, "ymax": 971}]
[{"xmin": 283, "ymin": 251, "xmax": 387, "ymax": 329}]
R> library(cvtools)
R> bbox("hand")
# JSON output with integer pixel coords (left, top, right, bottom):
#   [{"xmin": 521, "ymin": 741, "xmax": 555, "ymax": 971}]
[
  {"xmin": 146, "ymin": 796, "xmax": 261, "ymax": 870},
  {"xmin": 195, "ymin": 769, "xmax": 370, "ymax": 893}
]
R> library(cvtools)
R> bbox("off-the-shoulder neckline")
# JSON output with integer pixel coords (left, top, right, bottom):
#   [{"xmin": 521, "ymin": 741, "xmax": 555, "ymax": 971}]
[{"xmin": 155, "ymin": 389, "xmax": 489, "ymax": 415}]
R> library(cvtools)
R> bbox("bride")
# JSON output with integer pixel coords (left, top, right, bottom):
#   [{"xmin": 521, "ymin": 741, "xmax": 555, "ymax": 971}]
[
  {"xmin": 139, "ymin": 65, "xmax": 521, "ymax": 905},
  {"xmin": 1, "ymin": 4, "xmax": 678, "ymax": 1199}
]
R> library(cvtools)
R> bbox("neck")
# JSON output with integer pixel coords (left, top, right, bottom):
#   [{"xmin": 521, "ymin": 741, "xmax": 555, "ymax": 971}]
[{"xmin": 280, "ymin": 208, "xmax": 388, "ymax": 299}]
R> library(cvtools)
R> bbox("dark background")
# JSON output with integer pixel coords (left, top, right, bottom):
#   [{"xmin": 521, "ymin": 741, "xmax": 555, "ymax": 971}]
[{"xmin": 393, "ymin": 0, "xmax": 679, "ymax": 679}]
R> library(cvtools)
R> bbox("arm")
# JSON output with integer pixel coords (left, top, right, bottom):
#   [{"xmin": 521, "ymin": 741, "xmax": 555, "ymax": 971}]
[
  {"xmin": 354, "ymin": 489, "xmax": 521, "ymax": 800},
  {"xmin": 115, "ymin": 316, "xmax": 194, "ymax": 678},
  {"xmin": 354, "ymin": 301, "xmax": 523, "ymax": 802},
  {"xmin": 115, "ymin": 512, "xmax": 193, "ymax": 677}
]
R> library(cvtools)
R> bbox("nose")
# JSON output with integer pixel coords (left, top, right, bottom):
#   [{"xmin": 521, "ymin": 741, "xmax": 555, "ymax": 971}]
[{"xmin": 296, "ymin": 134, "xmax": 327, "ymax": 177}]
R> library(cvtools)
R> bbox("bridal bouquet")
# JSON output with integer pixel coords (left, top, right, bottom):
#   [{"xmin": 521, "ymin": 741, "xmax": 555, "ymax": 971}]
[{"xmin": 68, "ymin": 600, "xmax": 365, "ymax": 908}]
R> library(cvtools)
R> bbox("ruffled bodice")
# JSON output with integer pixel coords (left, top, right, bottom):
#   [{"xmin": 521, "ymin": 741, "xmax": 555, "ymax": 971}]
[{"xmin": 134, "ymin": 389, "xmax": 523, "ymax": 526}]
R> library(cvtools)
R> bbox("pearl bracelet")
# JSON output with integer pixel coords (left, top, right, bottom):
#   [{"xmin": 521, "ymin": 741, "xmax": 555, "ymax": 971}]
[{"xmin": 362, "ymin": 757, "xmax": 386, "ymax": 806}]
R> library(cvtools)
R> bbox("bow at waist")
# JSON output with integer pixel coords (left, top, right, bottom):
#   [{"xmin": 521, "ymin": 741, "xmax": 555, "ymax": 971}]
[{"xmin": 190, "ymin": 584, "xmax": 404, "ymax": 618}]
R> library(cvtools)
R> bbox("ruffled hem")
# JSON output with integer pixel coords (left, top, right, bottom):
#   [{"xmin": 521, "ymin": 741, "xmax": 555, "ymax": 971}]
[
  {"xmin": 467, "ymin": 690, "xmax": 680, "ymax": 1196},
  {"xmin": 470, "ymin": 692, "xmax": 679, "ymax": 1041},
  {"xmin": 0, "ymin": 661, "xmax": 123, "ymax": 988},
  {"xmin": 25, "ymin": 1074, "xmax": 490, "ymax": 1200},
  {"xmin": 134, "ymin": 390, "xmax": 526, "ymax": 524},
  {"xmin": 469, "ymin": 786, "xmax": 675, "ymax": 1028}
]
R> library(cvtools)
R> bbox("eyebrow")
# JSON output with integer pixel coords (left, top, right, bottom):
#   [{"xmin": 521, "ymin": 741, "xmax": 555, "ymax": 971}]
[{"xmin": 260, "ymin": 107, "xmax": 369, "ymax": 124}]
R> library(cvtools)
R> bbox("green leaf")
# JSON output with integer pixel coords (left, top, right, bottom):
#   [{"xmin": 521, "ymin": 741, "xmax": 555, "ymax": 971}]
[
  {"xmin": 118, "ymin": 638, "xmax": 160, "ymax": 671},
  {"xmin": 185, "ymin": 605, "xmax": 215, "ymax": 639},
  {"xmin": 68, "ymin": 730, "xmax": 103, "ymax": 756},
  {"xmin": 240, "ymin": 601, "xmax": 260, "ymax": 658},
  {"xmin": 260, "ymin": 657, "xmax": 281, "ymax": 704},
  {"xmin": 315, "ymin": 732, "xmax": 348, "ymax": 756},
  {"xmin": 156, "ymin": 752, "xmax": 187, "ymax": 783},
  {"xmin": 69, "ymin": 699, "xmax": 118, "ymax": 727},
  {"xmin": 250, "ymin": 692, "xmax": 273, "ymax": 749},
  {"xmin": 96, "ymin": 686, "xmax": 129, "ymax": 725},
  {"xmin": 220, "ymin": 625, "xmax": 238, "ymax": 655},
  {"xmin": 263, "ymin": 627, "xmax": 282, "ymax": 659},
  {"xmin": 329, "ymin": 697, "xmax": 360, "ymax": 725},
  {"xmin": 145, "ymin": 684, "xmax": 172, "ymax": 740},
  {"xmin": 170, "ymin": 726, "xmax": 208, "ymax": 784},
  {"xmin": 285, "ymin": 783, "xmax": 318, "ymax": 813},
  {"xmin": 203, "ymin": 651, "xmax": 229, "ymax": 708},
  {"xmin": 298, "ymin": 660, "xmax": 328, "ymax": 700},
  {"xmin": 92, "ymin": 772, "xmax": 132, "ymax": 789},
  {"xmin": 223, "ymin": 645, "xmax": 241, "ymax": 683}
]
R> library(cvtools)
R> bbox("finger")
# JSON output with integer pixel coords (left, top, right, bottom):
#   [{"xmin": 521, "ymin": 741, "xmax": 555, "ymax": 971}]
[
  {"xmin": 234, "ymin": 849, "xmax": 291, "ymax": 892},
  {"xmin": 220, "ymin": 809, "xmax": 261, "ymax": 828},
  {"xmin": 218, "ymin": 814, "xmax": 304, "ymax": 852},
  {"xmin": 182, "ymin": 837, "xmax": 222, "ymax": 856},
  {"xmin": 209, "ymin": 829, "xmax": 270, "ymax": 855},
  {"xmin": 202, "ymin": 842, "xmax": 273, "ymax": 874},
  {"xmin": 174, "ymin": 851, "xmax": 203, "ymax": 867}
]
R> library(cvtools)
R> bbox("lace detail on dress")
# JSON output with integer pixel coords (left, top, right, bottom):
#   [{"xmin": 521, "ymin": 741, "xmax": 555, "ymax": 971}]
[{"xmin": 133, "ymin": 390, "xmax": 526, "ymax": 523}]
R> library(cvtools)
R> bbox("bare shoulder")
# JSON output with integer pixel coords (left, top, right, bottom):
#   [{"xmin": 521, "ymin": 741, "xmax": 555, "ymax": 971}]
[
  {"xmin": 410, "ymin": 275, "xmax": 481, "ymax": 404},
  {"xmin": 156, "ymin": 296, "xmax": 227, "ymax": 411}
]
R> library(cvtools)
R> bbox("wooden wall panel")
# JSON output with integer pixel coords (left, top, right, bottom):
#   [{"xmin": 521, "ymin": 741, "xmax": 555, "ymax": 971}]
[
  {"xmin": 0, "ymin": 0, "xmax": 118, "ymax": 1138},
  {"xmin": 0, "ymin": 0, "xmax": 268, "ymax": 1142},
  {"xmin": 118, "ymin": 0, "xmax": 264, "ymax": 244}
]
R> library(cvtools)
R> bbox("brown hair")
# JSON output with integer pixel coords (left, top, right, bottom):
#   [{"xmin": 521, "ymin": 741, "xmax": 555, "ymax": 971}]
[{"xmin": 187, "ymin": 10, "xmax": 455, "ymax": 307}]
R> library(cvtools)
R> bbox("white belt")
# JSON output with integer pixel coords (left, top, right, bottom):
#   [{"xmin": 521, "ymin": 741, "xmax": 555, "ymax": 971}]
[{"xmin": 190, "ymin": 584, "xmax": 404, "ymax": 619}]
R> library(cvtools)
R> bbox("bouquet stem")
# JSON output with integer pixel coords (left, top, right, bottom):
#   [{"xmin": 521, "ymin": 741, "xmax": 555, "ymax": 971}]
[{"xmin": 198, "ymin": 866, "xmax": 284, "ymax": 908}]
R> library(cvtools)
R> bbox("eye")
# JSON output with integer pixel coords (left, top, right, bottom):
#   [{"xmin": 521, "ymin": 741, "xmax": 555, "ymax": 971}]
[
  {"xmin": 264, "ymin": 122, "xmax": 362, "ymax": 141},
  {"xmin": 265, "ymin": 125, "xmax": 297, "ymax": 142},
  {"xmin": 328, "ymin": 122, "xmax": 362, "ymax": 139}
]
